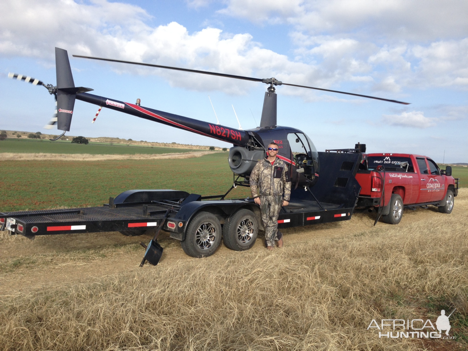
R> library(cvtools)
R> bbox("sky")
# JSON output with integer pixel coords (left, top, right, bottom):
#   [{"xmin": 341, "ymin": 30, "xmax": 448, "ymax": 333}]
[{"xmin": 0, "ymin": 0, "xmax": 467, "ymax": 163}]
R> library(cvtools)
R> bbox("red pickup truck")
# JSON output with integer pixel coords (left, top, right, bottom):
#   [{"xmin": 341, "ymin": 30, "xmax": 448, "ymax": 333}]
[{"xmin": 355, "ymin": 153, "xmax": 459, "ymax": 224}]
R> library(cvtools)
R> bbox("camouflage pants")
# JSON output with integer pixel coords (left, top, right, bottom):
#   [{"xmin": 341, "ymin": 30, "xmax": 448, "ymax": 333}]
[{"xmin": 260, "ymin": 195, "xmax": 283, "ymax": 247}]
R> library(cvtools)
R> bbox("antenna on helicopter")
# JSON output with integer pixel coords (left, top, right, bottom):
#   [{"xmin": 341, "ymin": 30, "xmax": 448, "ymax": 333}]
[
  {"xmin": 232, "ymin": 105, "xmax": 243, "ymax": 130},
  {"xmin": 208, "ymin": 96, "xmax": 220, "ymax": 124},
  {"xmin": 249, "ymin": 108, "xmax": 259, "ymax": 128}
]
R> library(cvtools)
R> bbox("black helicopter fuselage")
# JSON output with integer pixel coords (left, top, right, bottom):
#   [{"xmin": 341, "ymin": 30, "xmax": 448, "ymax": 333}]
[{"xmin": 76, "ymin": 91, "xmax": 320, "ymax": 187}]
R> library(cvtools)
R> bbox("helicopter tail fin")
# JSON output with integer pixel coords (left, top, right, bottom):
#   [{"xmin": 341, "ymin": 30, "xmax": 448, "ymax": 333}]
[{"xmin": 55, "ymin": 47, "xmax": 93, "ymax": 131}]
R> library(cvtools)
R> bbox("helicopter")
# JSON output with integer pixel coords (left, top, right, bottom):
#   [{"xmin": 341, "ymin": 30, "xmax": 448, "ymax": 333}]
[
  {"xmin": 9, "ymin": 48, "xmax": 408, "ymax": 187},
  {"xmin": 4, "ymin": 47, "xmax": 410, "ymax": 264}
]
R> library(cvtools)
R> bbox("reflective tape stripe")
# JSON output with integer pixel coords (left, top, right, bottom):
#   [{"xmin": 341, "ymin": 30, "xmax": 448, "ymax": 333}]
[
  {"xmin": 278, "ymin": 219, "xmax": 290, "ymax": 223},
  {"xmin": 47, "ymin": 225, "xmax": 86, "ymax": 231},
  {"xmin": 334, "ymin": 213, "xmax": 346, "ymax": 218},
  {"xmin": 128, "ymin": 222, "xmax": 157, "ymax": 228},
  {"xmin": 307, "ymin": 216, "xmax": 321, "ymax": 221}
]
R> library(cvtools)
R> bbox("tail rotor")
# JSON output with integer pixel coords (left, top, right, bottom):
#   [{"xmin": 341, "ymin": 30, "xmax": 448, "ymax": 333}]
[{"xmin": 8, "ymin": 48, "xmax": 93, "ymax": 139}]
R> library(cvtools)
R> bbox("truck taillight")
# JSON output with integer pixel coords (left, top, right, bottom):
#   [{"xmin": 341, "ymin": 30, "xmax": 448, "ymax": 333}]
[
  {"xmin": 371, "ymin": 176, "xmax": 382, "ymax": 192},
  {"xmin": 17, "ymin": 224, "xmax": 24, "ymax": 233}
]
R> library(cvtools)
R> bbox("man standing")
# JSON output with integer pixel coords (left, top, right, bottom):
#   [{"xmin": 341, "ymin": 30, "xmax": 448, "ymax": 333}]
[{"xmin": 250, "ymin": 142, "xmax": 291, "ymax": 250}]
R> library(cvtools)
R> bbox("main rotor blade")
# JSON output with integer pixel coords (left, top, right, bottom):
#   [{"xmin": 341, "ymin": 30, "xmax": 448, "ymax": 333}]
[
  {"xmin": 282, "ymin": 82, "xmax": 410, "ymax": 105},
  {"xmin": 73, "ymin": 54, "xmax": 410, "ymax": 105},
  {"xmin": 73, "ymin": 55, "xmax": 263, "ymax": 83}
]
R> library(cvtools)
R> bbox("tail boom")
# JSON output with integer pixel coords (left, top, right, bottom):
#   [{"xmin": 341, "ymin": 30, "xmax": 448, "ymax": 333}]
[{"xmin": 76, "ymin": 92, "xmax": 250, "ymax": 146}]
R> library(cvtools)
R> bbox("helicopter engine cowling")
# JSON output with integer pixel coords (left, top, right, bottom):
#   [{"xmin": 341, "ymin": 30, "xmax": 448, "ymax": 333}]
[{"xmin": 228, "ymin": 146, "xmax": 265, "ymax": 177}]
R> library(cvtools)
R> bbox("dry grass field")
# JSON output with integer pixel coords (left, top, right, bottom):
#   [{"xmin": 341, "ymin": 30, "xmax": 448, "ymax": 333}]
[{"xmin": 1, "ymin": 189, "xmax": 466, "ymax": 350}]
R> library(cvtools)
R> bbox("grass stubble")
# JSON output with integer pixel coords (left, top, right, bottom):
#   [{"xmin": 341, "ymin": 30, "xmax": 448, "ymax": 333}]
[{"xmin": 0, "ymin": 209, "xmax": 467, "ymax": 351}]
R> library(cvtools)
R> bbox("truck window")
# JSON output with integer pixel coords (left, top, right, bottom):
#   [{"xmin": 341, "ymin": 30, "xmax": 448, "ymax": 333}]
[
  {"xmin": 416, "ymin": 158, "xmax": 429, "ymax": 174},
  {"xmin": 427, "ymin": 159, "xmax": 440, "ymax": 175},
  {"xmin": 366, "ymin": 156, "xmax": 414, "ymax": 172}
]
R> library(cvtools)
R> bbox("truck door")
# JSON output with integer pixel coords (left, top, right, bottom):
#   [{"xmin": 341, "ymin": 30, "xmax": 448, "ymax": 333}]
[
  {"xmin": 426, "ymin": 158, "xmax": 445, "ymax": 201},
  {"xmin": 416, "ymin": 157, "xmax": 434, "ymax": 203}
]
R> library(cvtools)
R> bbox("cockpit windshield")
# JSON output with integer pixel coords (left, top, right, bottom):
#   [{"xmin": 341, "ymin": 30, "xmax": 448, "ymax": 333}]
[{"xmin": 287, "ymin": 132, "xmax": 320, "ymax": 174}]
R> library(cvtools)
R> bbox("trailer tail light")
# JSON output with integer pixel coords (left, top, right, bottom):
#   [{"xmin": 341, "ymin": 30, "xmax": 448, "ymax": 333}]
[
  {"xmin": 0, "ymin": 218, "xmax": 5, "ymax": 230},
  {"xmin": 31, "ymin": 226, "xmax": 39, "ymax": 234},
  {"xmin": 371, "ymin": 176, "xmax": 382, "ymax": 192},
  {"xmin": 17, "ymin": 224, "xmax": 24, "ymax": 233},
  {"xmin": 167, "ymin": 221, "xmax": 176, "ymax": 230}
]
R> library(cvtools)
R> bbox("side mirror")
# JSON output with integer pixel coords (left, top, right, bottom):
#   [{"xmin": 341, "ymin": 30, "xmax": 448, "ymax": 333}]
[
  {"xmin": 376, "ymin": 165, "xmax": 384, "ymax": 172},
  {"xmin": 445, "ymin": 166, "xmax": 452, "ymax": 177}
]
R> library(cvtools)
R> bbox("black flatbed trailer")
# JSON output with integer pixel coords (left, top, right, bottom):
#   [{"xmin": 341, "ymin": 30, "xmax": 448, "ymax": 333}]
[{"xmin": 1, "ymin": 151, "xmax": 362, "ymax": 265}]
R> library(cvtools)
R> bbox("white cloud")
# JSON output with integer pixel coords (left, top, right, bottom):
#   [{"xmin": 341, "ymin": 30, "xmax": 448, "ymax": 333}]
[
  {"xmin": 219, "ymin": 0, "xmax": 303, "ymax": 24},
  {"xmin": 382, "ymin": 111, "xmax": 437, "ymax": 128},
  {"xmin": 0, "ymin": 0, "xmax": 384, "ymax": 99},
  {"xmin": 411, "ymin": 39, "xmax": 468, "ymax": 88},
  {"xmin": 222, "ymin": 0, "xmax": 468, "ymax": 92},
  {"xmin": 186, "ymin": 0, "xmax": 214, "ymax": 9},
  {"xmin": 2, "ymin": 0, "xmax": 466, "ymax": 102},
  {"xmin": 223, "ymin": 0, "xmax": 468, "ymax": 42}
]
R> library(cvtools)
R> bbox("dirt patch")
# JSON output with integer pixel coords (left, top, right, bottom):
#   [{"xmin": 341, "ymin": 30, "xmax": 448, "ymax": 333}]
[{"xmin": 0, "ymin": 151, "xmax": 221, "ymax": 161}]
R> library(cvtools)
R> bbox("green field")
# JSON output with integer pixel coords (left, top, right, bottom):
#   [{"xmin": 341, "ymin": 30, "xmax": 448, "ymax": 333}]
[
  {"xmin": 0, "ymin": 153, "xmax": 250, "ymax": 211},
  {"xmin": 451, "ymin": 166, "xmax": 468, "ymax": 188},
  {"xmin": 0, "ymin": 142, "xmax": 465, "ymax": 212},
  {"xmin": 0, "ymin": 138, "xmax": 197, "ymax": 155}
]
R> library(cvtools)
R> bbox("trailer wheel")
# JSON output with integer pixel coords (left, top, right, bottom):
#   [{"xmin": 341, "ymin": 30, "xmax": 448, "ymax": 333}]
[
  {"xmin": 223, "ymin": 209, "xmax": 258, "ymax": 251},
  {"xmin": 181, "ymin": 212, "xmax": 222, "ymax": 258},
  {"xmin": 438, "ymin": 189, "xmax": 454, "ymax": 214},
  {"xmin": 382, "ymin": 194, "xmax": 403, "ymax": 224},
  {"xmin": 119, "ymin": 230, "xmax": 146, "ymax": 236}
]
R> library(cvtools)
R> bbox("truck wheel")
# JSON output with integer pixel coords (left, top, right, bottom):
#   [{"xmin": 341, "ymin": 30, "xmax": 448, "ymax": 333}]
[
  {"xmin": 119, "ymin": 230, "xmax": 146, "ymax": 236},
  {"xmin": 223, "ymin": 209, "xmax": 258, "ymax": 251},
  {"xmin": 438, "ymin": 189, "xmax": 454, "ymax": 214},
  {"xmin": 181, "ymin": 212, "xmax": 222, "ymax": 258},
  {"xmin": 382, "ymin": 194, "xmax": 403, "ymax": 224}
]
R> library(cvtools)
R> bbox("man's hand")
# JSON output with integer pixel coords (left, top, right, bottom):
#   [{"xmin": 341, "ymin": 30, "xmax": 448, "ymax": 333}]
[
  {"xmin": 254, "ymin": 197, "xmax": 261, "ymax": 205},
  {"xmin": 282, "ymin": 200, "xmax": 289, "ymax": 207}
]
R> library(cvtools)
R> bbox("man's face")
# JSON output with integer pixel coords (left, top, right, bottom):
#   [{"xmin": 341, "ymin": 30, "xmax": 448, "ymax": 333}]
[{"xmin": 268, "ymin": 144, "xmax": 278, "ymax": 157}]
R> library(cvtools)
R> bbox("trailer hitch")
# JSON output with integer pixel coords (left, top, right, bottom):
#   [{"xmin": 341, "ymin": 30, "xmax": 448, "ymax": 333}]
[{"xmin": 139, "ymin": 209, "xmax": 172, "ymax": 267}]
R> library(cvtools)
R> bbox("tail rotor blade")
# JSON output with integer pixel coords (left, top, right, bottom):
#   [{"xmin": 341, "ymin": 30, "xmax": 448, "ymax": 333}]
[
  {"xmin": 8, "ymin": 73, "xmax": 45, "ymax": 87},
  {"xmin": 44, "ymin": 98, "xmax": 58, "ymax": 130}
]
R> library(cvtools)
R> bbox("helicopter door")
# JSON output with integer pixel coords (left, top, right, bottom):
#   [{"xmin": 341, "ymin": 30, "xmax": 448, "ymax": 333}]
[{"xmin": 287, "ymin": 133, "xmax": 320, "ymax": 185}]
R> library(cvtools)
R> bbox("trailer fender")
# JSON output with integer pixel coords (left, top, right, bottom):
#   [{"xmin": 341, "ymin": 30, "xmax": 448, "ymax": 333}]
[
  {"xmin": 174, "ymin": 201, "xmax": 257, "ymax": 242},
  {"xmin": 113, "ymin": 189, "xmax": 189, "ymax": 205}
]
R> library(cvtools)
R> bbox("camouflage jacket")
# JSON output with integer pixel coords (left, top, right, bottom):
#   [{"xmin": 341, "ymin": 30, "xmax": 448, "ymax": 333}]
[{"xmin": 250, "ymin": 157, "xmax": 291, "ymax": 201}]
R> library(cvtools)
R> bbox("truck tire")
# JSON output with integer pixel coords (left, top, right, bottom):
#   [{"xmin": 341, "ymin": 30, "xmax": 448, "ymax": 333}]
[
  {"xmin": 381, "ymin": 194, "xmax": 403, "ymax": 224},
  {"xmin": 438, "ymin": 189, "xmax": 454, "ymax": 214},
  {"xmin": 119, "ymin": 230, "xmax": 146, "ymax": 236},
  {"xmin": 181, "ymin": 212, "xmax": 222, "ymax": 258},
  {"xmin": 223, "ymin": 209, "xmax": 258, "ymax": 251}
]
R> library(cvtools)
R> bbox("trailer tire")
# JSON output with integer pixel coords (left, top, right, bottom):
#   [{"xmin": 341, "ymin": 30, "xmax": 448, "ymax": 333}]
[
  {"xmin": 438, "ymin": 189, "xmax": 454, "ymax": 214},
  {"xmin": 119, "ymin": 230, "xmax": 146, "ymax": 236},
  {"xmin": 381, "ymin": 194, "xmax": 403, "ymax": 224},
  {"xmin": 181, "ymin": 212, "xmax": 222, "ymax": 258},
  {"xmin": 223, "ymin": 209, "xmax": 258, "ymax": 251}
]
